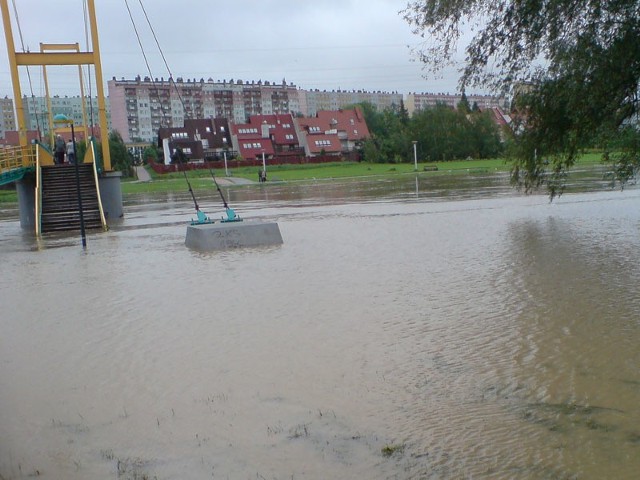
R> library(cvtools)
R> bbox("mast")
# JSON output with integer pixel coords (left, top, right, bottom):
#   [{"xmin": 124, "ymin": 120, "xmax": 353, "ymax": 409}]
[{"xmin": 1, "ymin": 0, "xmax": 27, "ymax": 147}]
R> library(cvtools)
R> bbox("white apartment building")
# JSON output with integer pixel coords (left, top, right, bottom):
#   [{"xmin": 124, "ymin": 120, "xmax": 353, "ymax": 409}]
[
  {"xmin": 304, "ymin": 89, "xmax": 403, "ymax": 116},
  {"xmin": 405, "ymin": 92, "xmax": 507, "ymax": 116}
]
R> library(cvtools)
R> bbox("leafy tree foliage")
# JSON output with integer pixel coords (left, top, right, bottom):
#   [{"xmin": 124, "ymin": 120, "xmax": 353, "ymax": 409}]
[
  {"xmin": 142, "ymin": 145, "xmax": 159, "ymax": 164},
  {"xmin": 108, "ymin": 131, "xmax": 134, "ymax": 176},
  {"xmin": 359, "ymin": 101, "xmax": 503, "ymax": 163},
  {"xmin": 403, "ymin": 0, "xmax": 640, "ymax": 197},
  {"xmin": 91, "ymin": 131, "xmax": 134, "ymax": 176}
]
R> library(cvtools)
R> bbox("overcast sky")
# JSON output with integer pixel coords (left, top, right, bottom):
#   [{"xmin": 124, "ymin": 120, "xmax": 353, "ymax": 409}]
[{"xmin": 1, "ymin": 0, "xmax": 474, "ymax": 100}]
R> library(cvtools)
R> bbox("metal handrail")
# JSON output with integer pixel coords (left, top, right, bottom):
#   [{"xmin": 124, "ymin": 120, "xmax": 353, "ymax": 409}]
[
  {"xmin": 0, "ymin": 144, "xmax": 35, "ymax": 172},
  {"xmin": 35, "ymin": 145, "xmax": 42, "ymax": 236},
  {"xmin": 89, "ymin": 139, "xmax": 108, "ymax": 231}
]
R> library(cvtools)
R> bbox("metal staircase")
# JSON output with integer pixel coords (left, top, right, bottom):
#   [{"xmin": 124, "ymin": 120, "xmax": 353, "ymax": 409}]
[{"xmin": 40, "ymin": 164, "xmax": 103, "ymax": 232}]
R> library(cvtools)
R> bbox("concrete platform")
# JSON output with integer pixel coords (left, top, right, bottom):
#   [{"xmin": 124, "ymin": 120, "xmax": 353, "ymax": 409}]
[{"xmin": 185, "ymin": 221, "xmax": 283, "ymax": 251}]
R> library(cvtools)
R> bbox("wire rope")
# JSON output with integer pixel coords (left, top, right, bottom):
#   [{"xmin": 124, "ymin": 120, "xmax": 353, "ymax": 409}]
[
  {"xmin": 83, "ymin": 0, "xmax": 96, "ymax": 136},
  {"xmin": 10, "ymin": 0, "xmax": 42, "ymax": 141},
  {"xmin": 123, "ymin": 0, "xmax": 207, "ymax": 218},
  {"xmin": 136, "ymin": 0, "xmax": 188, "ymax": 119},
  {"xmin": 122, "ymin": 0, "xmax": 170, "ymax": 128}
]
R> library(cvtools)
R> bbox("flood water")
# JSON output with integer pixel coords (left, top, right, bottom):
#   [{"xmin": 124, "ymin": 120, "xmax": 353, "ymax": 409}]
[{"xmin": 1, "ymin": 171, "xmax": 639, "ymax": 479}]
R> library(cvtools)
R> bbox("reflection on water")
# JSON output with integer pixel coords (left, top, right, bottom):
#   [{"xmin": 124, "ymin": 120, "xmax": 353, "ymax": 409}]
[{"xmin": 1, "ymin": 173, "xmax": 639, "ymax": 479}]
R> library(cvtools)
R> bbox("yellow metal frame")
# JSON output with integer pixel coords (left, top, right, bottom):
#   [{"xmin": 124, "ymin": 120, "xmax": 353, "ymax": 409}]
[
  {"xmin": 41, "ymin": 43, "xmax": 89, "ymax": 147},
  {"xmin": 0, "ymin": 0, "xmax": 112, "ymax": 171}
]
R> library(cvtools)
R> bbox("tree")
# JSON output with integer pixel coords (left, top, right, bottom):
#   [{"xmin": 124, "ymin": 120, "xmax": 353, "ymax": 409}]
[
  {"xmin": 142, "ymin": 145, "xmax": 159, "ymax": 164},
  {"xmin": 102, "ymin": 131, "xmax": 134, "ymax": 177},
  {"xmin": 409, "ymin": 104, "xmax": 503, "ymax": 161},
  {"xmin": 403, "ymin": 0, "xmax": 640, "ymax": 197},
  {"xmin": 457, "ymin": 92, "xmax": 470, "ymax": 114}
]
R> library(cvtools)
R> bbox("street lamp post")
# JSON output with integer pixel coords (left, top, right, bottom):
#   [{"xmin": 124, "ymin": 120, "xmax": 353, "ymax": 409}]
[
  {"xmin": 412, "ymin": 140, "xmax": 418, "ymax": 171},
  {"xmin": 223, "ymin": 150, "xmax": 229, "ymax": 177},
  {"xmin": 53, "ymin": 114, "xmax": 86, "ymax": 248},
  {"xmin": 261, "ymin": 150, "xmax": 266, "ymax": 180}
]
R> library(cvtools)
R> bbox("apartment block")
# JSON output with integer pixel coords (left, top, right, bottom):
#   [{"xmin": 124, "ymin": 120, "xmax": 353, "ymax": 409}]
[
  {"xmin": 0, "ymin": 96, "xmax": 16, "ymax": 139},
  {"xmin": 405, "ymin": 92, "xmax": 507, "ymax": 116},
  {"xmin": 305, "ymin": 89, "xmax": 402, "ymax": 116},
  {"xmin": 19, "ymin": 95, "xmax": 110, "ymax": 137},
  {"xmin": 109, "ymin": 76, "xmax": 304, "ymax": 143}
]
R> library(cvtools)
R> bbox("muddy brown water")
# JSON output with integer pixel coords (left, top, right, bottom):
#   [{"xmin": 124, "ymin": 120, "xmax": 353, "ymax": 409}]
[{"xmin": 1, "ymin": 172, "xmax": 639, "ymax": 479}]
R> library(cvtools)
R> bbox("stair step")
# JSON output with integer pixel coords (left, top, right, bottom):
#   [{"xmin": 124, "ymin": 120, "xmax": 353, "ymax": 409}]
[{"xmin": 40, "ymin": 164, "xmax": 104, "ymax": 234}]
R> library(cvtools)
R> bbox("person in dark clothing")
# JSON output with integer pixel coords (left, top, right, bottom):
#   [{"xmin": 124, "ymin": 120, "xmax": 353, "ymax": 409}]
[{"xmin": 54, "ymin": 135, "xmax": 65, "ymax": 165}]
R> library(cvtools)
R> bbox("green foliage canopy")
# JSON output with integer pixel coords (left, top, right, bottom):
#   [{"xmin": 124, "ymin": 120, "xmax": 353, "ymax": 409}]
[
  {"xmin": 359, "ymin": 102, "xmax": 503, "ymax": 163},
  {"xmin": 403, "ymin": 0, "xmax": 640, "ymax": 197},
  {"xmin": 90, "ymin": 131, "xmax": 134, "ymax": 176}
]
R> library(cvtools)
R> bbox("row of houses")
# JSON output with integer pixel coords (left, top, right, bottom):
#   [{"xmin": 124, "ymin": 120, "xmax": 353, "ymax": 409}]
[{"xmin": 158, "ymin": 108, "xmax": 370, "ymax": 165}]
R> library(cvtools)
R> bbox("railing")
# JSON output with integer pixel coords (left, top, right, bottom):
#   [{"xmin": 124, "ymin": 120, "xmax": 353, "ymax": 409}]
[
  {"xmin": 89, "ymin": 138, "xmax": 108, "ymax": 231},
  {"xmin": 0, "ymin": 145, "xmax": 37, "ymax": 184},
  {"xmin": 35, "ymin": 145, "xmax": 42, "ymax": 236}
]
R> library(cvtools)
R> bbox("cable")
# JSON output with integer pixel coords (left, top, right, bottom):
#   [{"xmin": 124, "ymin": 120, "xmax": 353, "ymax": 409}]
[
  {"xmin": 123, "ymin": 0, "xmax": 209, "ymax": 219},
  {"xmin": 83, "ymin": 0, "xmax": 96, "ymax": 136},
  {"xmin": 11, "ymin": 0, "xmax": 42, "ymax": 141},
  {"xmin": 122, "ymin": 0, "xmax": 170, "ymax": 128},
  {"xmin": 136, "ymin": 0, "xmax": 189, "ymax": 119}
]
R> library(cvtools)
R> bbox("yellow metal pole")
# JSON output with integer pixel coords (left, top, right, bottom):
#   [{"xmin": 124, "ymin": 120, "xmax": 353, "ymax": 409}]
[
  {"xmin": 86, "ymin": 0, "xmax": 111, "ymax": 171},
  {"xmin": 41, "ymin": 45, "xmax": 54, "ymax": 147},
  {"xmin": 78, "ymin": 59, "xmax": 90, "ymax": 144},
  {"xmin": 1, "ymin": 0, "xmax": 27, "ymax": 148}
]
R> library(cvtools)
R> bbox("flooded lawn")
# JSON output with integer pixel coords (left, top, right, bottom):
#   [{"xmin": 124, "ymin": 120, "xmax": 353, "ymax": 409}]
[{"xmin": 1, "ymin": 172, "xmax": 639, "ymax": 479}]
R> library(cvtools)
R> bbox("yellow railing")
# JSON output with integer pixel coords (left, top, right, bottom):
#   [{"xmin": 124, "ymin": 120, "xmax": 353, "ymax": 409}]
[
  {"xmin": 88, "ymin": 139, "xmax": 108, "ymax": 231},
  {"xmin": 35, "ymin": 145, "xmax": 41, "ymax": 235},
  {"xmin": 0, "ymin": 144, "xmax": 37, "ymax": 173}
]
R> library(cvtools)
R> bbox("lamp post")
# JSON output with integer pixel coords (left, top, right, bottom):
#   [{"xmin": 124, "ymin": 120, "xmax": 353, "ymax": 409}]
[
  {"xmin": 53, "ymin": 114, "xmax": 86, "ymax": 248},
  {"xmin": 261, "ymin": 150, "xmax": 266, "ymax": 181},
  {"xmin": 223, "ymin": 150, "xmax": 229, "ymax": 177},
  {"xmin": 412, "ymin": 140, "xmax": 418, "ymax": 171}
]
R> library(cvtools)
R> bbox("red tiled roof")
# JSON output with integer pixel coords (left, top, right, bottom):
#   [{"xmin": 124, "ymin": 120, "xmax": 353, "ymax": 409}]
[
  {"xmin": 231, "ymin": 123, "xmax": 262, "ymax": 138},
  {"xmin": 306, "ymin": 134, "xmax": 341, "ymax": 154},
  {"xmin": 237, "ymin": 138, "xmax": 274, "ymax": 158},
  {"xmin": 315, "ymin": 107, "xmax": 370, "ymax": 140},
  {"xmin": 296, "ymin": 117, "xmax": 327, "ymax": 134}
]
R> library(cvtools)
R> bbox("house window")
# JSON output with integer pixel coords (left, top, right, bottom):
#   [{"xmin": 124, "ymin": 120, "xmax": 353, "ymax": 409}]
[
  {"xmin": 354, "ymin": 129, "xmax": 358, "ymax": 135},
  {"xmin": 285, "ymin": 134, "xmax": 294, "ymax": 140},
  {"xmin": 220, "ymin": 126, "xmax": 225, "ymax": 132},
  {"xmin": 206, "ymin": 127, "xmax": 211, "ymax": 132}
]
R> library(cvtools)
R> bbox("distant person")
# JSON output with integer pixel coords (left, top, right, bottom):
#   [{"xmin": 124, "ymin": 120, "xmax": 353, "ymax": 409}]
[
  {"xmin": 66, "ymin": 139, "xmax": 75, "ymax": 164},
  {"xmin": 54, "ymin": 135, "xmax": 65, "ymax": 165}
]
